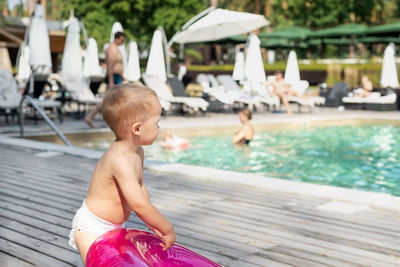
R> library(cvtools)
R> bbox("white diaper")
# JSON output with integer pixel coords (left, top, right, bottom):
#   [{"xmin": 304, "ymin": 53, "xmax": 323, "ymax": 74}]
[{"xmin": 69, "ymin": 200, "xmax": 125, "ymax": 249}]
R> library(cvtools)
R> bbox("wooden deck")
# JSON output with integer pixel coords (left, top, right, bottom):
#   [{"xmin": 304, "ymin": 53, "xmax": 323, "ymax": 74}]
[{"xmin": 1, "ymin": 143, "xmax": 400, "ymax": 266}]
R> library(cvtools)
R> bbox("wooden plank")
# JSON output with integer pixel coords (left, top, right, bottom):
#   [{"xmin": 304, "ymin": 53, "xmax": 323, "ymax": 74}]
[
  {"xmin": 0, "ymin": 238, "xmax": 72, "ymax": 267},
  {"xmin": 0, "ymin": 251, "xmax": 33, "ymax": 267},
  {"xmin": 0, "ymin": 227, "xmax": 79, "ymax": 266},
  {"xmin": 0, "ymin": 205, "xmax": 71, "ymax": 235},
  {"xmin": 2, "ymin": 143, "xmax": 400, "ymax": 267}
]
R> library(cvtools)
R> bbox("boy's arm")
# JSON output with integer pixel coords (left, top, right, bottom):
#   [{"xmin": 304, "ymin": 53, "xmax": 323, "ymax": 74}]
[
  {"xmin": 113, "ymin": 155, "xmax": 175, "ymax": 249},
  {"xmin": 137, "ymin": 147, "xmax": 150, "ymax": 201}
]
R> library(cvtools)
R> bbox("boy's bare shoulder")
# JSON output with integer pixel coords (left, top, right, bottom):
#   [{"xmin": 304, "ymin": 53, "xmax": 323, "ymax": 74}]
[{"xmin": 103, "ymin": 143, "xmax": 142, "ymax": 172}]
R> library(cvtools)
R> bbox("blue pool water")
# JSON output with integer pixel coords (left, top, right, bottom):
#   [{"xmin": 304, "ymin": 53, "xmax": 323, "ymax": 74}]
[{"xmin": 144, "ymin": 124, "xmax": 400, "ymax": 196}]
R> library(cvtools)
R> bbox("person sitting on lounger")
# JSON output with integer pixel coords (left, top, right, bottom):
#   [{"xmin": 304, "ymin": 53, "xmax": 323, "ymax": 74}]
[
  {"xmin": 349, "ymin": 75, "xmax": 373, "ymax": 98},
  {"xmin": 232, "ymin": 107, "xmax": 254, "ymax": 145},
  {"xmin": 265, "ymin": 72, "xmax": 298, "ymax": 114}
]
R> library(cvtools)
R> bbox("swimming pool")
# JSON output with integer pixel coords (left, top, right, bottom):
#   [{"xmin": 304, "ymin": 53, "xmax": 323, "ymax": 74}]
[
  {"xmin": 146, "ymin": 123, "xmax": 400, "ymax": 196},
  {"xmin": 27, "ymin": 120, "xmax": 400, "ymax": 196}
]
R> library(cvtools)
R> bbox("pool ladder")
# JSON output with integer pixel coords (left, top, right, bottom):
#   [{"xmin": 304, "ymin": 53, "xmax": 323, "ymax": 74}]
[{"xmin": 19, "ymin": 95, "xmax": 72, "ymax": 147}]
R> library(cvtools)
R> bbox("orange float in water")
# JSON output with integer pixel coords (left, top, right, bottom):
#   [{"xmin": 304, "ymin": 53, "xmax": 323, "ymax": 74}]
[{"xmin": 159, "ymin": 135, "xmax": 190, "ymax": 150}]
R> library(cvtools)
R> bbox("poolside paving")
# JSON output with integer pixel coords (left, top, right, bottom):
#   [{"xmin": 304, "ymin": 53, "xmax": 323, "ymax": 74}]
[{"xmin": 1, "ymin": 108, "xmax": 400, "ymax": 266}]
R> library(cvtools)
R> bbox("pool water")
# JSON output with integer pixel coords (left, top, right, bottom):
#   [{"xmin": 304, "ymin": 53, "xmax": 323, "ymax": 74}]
[{"xmin": 145, "ymin": 124, "xmax": 400, "ymax": 196}]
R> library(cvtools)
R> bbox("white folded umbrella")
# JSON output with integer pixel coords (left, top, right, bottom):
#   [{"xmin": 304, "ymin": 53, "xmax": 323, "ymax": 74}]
[
  {"xmin": 16, "ymin": 42, "xmax": 31, "ymax": 83},
  {"xmin": 145, "ymin": 29, "xmax": 167, "ymax": 82},
  {"xmin": 126, "ymin": 41, "xmax": 141, "ymax": 82},
  {"xmin": 232, "ymin": 51, "xmax": 244, "ymax": 82},
  {"xmin": 244, "ymin": 33, "xmax": 266, "ymax": 84},
  {"xmin": 62, "ymin": 17, "xmax": 82, "ymax": 76},
  {"xmin": 284, "ymin": 50, "xmax": 301, "ymax": 85},
  {"xmin": 29, "ymin": 3, "xmax": 52, "ymax": 74},
  {"xmin": 83, "ymin": 38, "xmax": 103, "ymax": 77},
  {"xmin": 380, "ymin": 43, "xmax": 399, "ymax": 88}
]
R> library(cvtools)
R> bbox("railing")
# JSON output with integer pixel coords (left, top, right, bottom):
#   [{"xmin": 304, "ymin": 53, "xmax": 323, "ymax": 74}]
[{"xmin": 18, "ymin": 95, "xmax": 72, "ymax": 147}]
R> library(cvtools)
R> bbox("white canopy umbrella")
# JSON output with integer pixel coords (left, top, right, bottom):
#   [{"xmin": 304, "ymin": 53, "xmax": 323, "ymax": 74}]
[
  {"xmin": 232, "ymin": 51, "xmax": 244, "ymax": 82},
  {"xmin": 169, "ymin": 8, "xmax": 269, "ymax": 44},
  {"xmin": 83, "ymin": 37, "xmax": 103, "ymax": 77},
  {"xmin": 29, "ymin": 3, "xmax": 52, "ymax": 74},
  {"xmin": 284, "ymin": 50, "xmax": 301, "ymax": 86},
  {"xmin": 145, "ymin": 29, "xmax": 166, "ymax": 82},
  {"xmin": 110, "ymin": 22, "xmax": 123, "ymax": 43},
  {"xmin": 125, "ymin": 41, "xmax": 141, "ymax": 82},
  {"xmin": 244, "ymin": 33, "xmax": 266, "ymax": 84},
  {"xmin": 109, "ymin": 22, "xmax": 128, "ymax": 78},
  {"xmin": 16, "ymin": 42, "xmax": 31, "ymax": 85},
  {"xmin": 380, "ymin": 43, "xmax": 399, "ymax": 88},
  {"xmin": 61, "ymin": 17, "xmax": 82, "ymax": 76}
]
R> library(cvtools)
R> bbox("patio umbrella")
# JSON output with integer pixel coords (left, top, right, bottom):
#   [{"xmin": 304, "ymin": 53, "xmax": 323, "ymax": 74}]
[
  {"xmin": 359, "ymin": 36, "xmax": 400, "ymax": 44},
  {"xmin": 244, "ymin": 34, "xmax": 266, "ymax": 84},
  {"xmin": 232, "ymin": 51, "xmax": 244, "ymax": 83},
  {"xmin": 308, "ymin": 23, "xmax": 367, "ymax": 38},
  {"xmin": 284, "ymin": 50, "xmax": 300, "ymax": 86},
  {"xmin": 380, "ymin": 43, "xmax": 399, "ymax": 88},
  {"xmin": 146, "ymin": 29, "xmax": 166, "ymax": 82},
  {"xmin": 29, "ymin": 3, "xmax": 52, "ymax": 74},
  {"xmin": 259, "ymin": 26, "xmax": 311, "ymax": 40},
  {"xmin": 169, "ymin": 7, "xmax": 269, "ymax": 45},
  {"xmin": 61, "ymin": 17, "xmax": 82, "ymax": 76},
  {"xmin": 126, "ymin": 41, "xmax": 141, "ymax": 82},
  {"xmin": 109, "ymin": 22, "xmax": 128, "ymax": 78},
  {"xmin": 16, "ymin": 42, "xmax": 31, "ymax": 86},
  {"xmin": 366, "ymin": 21, "xmax": 400, "ymax": 37},
  {"xmin": 83, "ymin": 37, "xmax": 103, "ymax": 77}
]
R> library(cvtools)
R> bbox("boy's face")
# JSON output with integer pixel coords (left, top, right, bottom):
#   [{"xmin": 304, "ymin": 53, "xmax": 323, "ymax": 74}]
[{"xmin": 140, "ymin": 98, "xmax": 162, "ymax": 146}]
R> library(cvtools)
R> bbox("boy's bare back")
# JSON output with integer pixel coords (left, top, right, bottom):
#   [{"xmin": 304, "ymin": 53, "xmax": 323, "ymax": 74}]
[{"xmin": 85, "ymin": 143, "xmax": 145, "ymax": 225}]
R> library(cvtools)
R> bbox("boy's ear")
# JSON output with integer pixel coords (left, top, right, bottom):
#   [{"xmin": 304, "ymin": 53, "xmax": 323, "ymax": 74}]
[{"xmin": 131, "ymin": 122, "xmax": 141, "ymax": 136}]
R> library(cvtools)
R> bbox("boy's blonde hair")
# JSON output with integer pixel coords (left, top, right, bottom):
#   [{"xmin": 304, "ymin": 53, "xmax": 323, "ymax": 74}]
[{"xmin": 102, "ymin": 83, "xmax": 158, "ymax": 139}]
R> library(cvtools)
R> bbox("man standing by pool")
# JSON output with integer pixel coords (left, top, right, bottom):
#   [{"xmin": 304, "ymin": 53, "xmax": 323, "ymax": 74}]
[{"xmin": 85, "ymin": 32, "xmax": 126, "ymax": 128}]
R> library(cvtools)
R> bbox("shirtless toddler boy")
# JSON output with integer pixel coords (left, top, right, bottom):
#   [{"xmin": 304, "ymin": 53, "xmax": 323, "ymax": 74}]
[{"xmin": 69, "ymin": 84, "xmax": 175, "ymax": 264}]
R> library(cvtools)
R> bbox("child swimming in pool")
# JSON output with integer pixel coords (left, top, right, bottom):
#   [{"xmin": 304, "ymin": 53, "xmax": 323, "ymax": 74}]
[
  {"xmin": 232, "ymin": 107, "xmax": 254, "ymax": 145},
  {"xmin": 69, "ymin": 84, "xmax": 176, "ymax": 264}
]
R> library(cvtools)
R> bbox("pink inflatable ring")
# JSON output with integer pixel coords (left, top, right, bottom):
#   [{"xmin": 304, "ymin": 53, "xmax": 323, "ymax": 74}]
[{"xmin": 86, "ymin": 228, "xmax": 220, "ymax": 267}]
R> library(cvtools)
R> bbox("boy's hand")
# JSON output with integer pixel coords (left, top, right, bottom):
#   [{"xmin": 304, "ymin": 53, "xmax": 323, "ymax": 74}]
[
  {"xmin": 148, "ymin": 225, "xmax": 176, "ymax": 250},
  {"xmin": 160, "ymin": 227, "xmax": 176, "ymax": 250}
]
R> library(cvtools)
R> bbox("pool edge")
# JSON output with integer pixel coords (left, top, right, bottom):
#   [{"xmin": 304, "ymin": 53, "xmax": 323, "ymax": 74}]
[{"xmin": 1, "ymin": 135, "xmax": 399, "ymax": 214}]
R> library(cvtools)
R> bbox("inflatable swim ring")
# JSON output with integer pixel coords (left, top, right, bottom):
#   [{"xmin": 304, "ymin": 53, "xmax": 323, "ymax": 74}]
[
  {"xmin": 86, "ymin": 228, "xmax": 220, "ymax": 267},
  {"xmin": 159, "ymin": 136, "xmax": 190, "ymax": 150}
]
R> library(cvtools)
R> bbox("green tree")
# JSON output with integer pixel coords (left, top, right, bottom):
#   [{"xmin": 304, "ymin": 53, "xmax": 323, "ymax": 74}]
[{"xmin": 57, "ymin": 0, "xmax": 208, "ymax": 51}]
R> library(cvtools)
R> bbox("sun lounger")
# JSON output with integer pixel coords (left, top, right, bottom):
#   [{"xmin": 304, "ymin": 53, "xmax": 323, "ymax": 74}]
[
  {"xmin": 167, "ymin": 77, "xmax": 190, "ymax": 97},
  {"xmin": 0, "ymin": 69, "xmax": 21, "ymax": 122},
  {"xmin": 194, "ymin": 74, "xmax": 234, "ymax": 112},
  {"xmin": 242, "ymin": 80, "xmax": 281, "ymax": 110},
  {"xmin": 60, "ymin": 73, "xmax": 102, "ymax": 105},
  {"xmin": 56, "ymin": 73, "xmax": 103, "ymax": 117},
  {"xmin": 196, "ymin": 74, "xmax": 235, "ymax": 105},
  {"xmin": 216, "ymin": 74, "xmax": 263, "ymax": 110},
  {"xmin": 26, "ymin": 74, "xmax": 64, "ymax": 122},
  {"xmin": 325, "ymin": 82, "xmax": 348, "ymax": 107},
  {"xmin": 142, "ymin": 74, "xmax": 208, "ymax": 114},
  {"xmin": 342, "ymin": 91, "xmax": 397, "ymax": 111}
]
